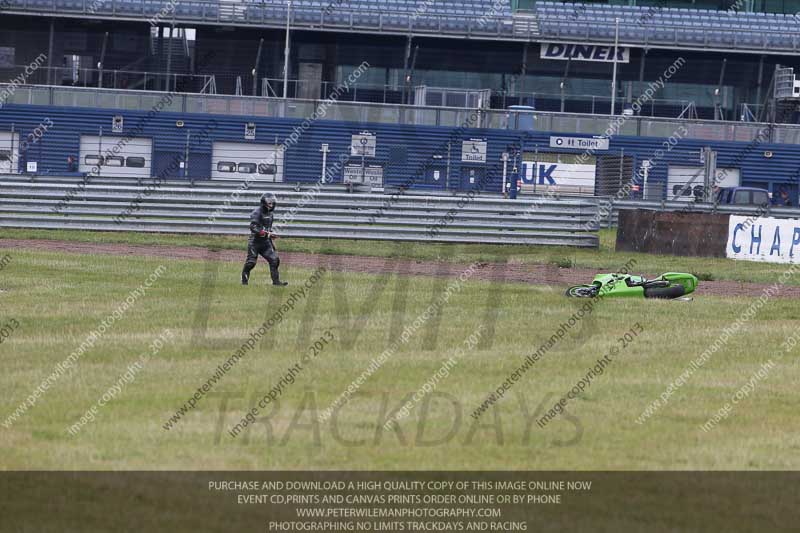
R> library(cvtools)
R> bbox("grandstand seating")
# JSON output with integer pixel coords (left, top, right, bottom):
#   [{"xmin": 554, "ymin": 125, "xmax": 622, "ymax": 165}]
[
  {"xmin": 535, "ymin": 1, "xmax": 800, "ymax": 51},
  {"xmin": 244, "ymin": 0, "xmax": 512, "ymax": 34},
  {"xmin": 1, "ymin": 0, "xmax": 513, "ymax": 36}
]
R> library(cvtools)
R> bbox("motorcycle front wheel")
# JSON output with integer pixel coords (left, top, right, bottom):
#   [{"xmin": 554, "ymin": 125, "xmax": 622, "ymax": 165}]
[{"xmin": 565, "ymin": 285, "xmax": 599, "ymax": 298}]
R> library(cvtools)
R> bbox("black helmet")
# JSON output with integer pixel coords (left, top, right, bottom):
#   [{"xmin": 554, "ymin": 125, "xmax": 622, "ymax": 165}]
[{"xmin": 260, "ymin": 193, "xmax": 277, "ymax": 211}]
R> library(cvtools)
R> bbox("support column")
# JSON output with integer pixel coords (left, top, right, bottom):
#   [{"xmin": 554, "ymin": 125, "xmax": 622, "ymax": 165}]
[{"xmin": 47, "ymin": 19, "xmax": 55, "ymax": 85}]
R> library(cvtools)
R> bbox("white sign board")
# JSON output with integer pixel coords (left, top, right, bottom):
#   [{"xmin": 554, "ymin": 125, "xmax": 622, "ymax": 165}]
[
  {"xmin": 550, "ymin": 135, "xmax": 609, "ymax": 151},
  {"xmin": 521, "ymin": 162, "xmax": 596, "ymax": 194},
  {"xmin": 461, "ymin": 140, "xmax": 487, "ymax": 163},
  {"xmin": 26, "ymin": 162, "xmax": 37, "ymax": 173},
  {"xmin": 351, "ymin": 133, "xmax": 376, "ymax": 157},
  {"xmin": 540, "ymin": 42, "xmax": 630, "ymax": 63},
  {"xmin": 343, "ymin": 164, "xmax": 384, "ymax": 186},
  {"xmin": 727, "ymin": 215, "xmax": 800, "ymax": 264},
  {"xmin": 667, "ymin": 166, "xmax": 740, "ymax": 202}
]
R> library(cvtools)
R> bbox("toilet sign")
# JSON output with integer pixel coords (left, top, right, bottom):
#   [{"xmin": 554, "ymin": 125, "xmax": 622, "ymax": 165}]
[
  {"xmin": 461, "ymin": 139, "xmax": 487, "ymax": 163},
  {"xmin": 550, "ymin": 135, "xmax": 609, "ymax": 151}
]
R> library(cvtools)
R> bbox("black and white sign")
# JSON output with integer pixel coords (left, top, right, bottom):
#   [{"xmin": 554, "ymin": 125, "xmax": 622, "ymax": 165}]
[
  {"xmin": 244, "ymin": 122, "xmax": 256, "ymax": 140},
  {"xmin": 343, "ymin": 164, "xmax": 384, "ymax": 186},
  {"xmin": 461, "ymin": 139, "xmax": 487, "ymax": 163},
  {"xmin": 351, "ymin": 132, "xmax": 376, "ymax": 157},
  {"xmin": 112, "ymin": 115, "xmax": 124, "ymax": 133},
  {"xmin": 540, "ymin": 42, "xmax": 630, "ymax": 63},
  {"xmin": 550, "ymin": 135, "xmax": 609, "ymax": 151}
]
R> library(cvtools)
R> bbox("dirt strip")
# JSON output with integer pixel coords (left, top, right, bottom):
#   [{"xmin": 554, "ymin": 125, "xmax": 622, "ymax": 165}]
[{"xmin": 1, "ymin": 238, "xmax": 797, "ymax": 299}]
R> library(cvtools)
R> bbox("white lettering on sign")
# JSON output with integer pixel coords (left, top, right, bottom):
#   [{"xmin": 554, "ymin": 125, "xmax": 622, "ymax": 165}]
[
  {"xmin": 540, "ymin": 42, "xmax": 630, "ymax": 63},
  {"xmin": 550, "ymin": 136, "xmax": 609, "ymax": 151},
  {"xmin": 727, "ymin": 215, "xmax": 800, "ymax": 264}
]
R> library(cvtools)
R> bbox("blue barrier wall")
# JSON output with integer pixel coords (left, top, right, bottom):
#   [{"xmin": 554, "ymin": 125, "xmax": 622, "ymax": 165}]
[{"xmin": 2, "ymin": 103, "xmax": 800, "ymax": 198}]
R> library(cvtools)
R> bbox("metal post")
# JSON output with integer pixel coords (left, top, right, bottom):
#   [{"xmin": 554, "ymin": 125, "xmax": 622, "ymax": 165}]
[
  {"xmin": 184, "ymin": 131, "xmax": 191, "ymax": 180},
  {"xmin": 166, "ymin": 25, "xmax": 175, "ymax": 92},
  {"xmin": 283, "ymin": 0, "xmax": 292, "ymax": 99},
  {"xmin": 445, "ymin": 141, "xmax": 451, "ymax": 190},
  {"xmin": 611, "ymin": 17, "xmax": 620, "ymax": 116},
  {"xmin": 253, "ymin": 38, "xmax": 264, "ymax": 96},
  {"xmin": 98, "ymin": 32, "xmax": 109, "ymax": 88},
  {"xmin": 715, "ymin": 58, "xmax": 727, "ymax": 121},
  {"xmin": 501, "ymin": 152, "xmax": 509, "ymax": 197},
  {"xmin": 320, "ymin": 143, "xmax": 329, "ymax": 183},
  {"xmin": 754, "ymin": 55, "xmax": 764, "ymax": 113},
  {"xmin": 520, "ymin": 42, "xmax": 528, "ymax": 101},
  {"xmin": 47, "ymin": 19, "xmax": 55, "ymax": 85},
  {"xmin": 637, "ymin": 49, "xmax": 646, "ymax": 115},
  {"xmin": 10, "ymin": 123, "xmax": 16, "ymax": 174},
  {"xmin": 400, "ymin": 35, "xmax": 412, "ymax": 105},
  {"xmin": 560, "ymin": 55, "xmax": 572, "ymax": 113}
]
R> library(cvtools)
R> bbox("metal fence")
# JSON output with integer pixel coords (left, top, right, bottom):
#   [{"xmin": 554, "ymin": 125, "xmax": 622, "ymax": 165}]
[
  {"xmin": 0, "ymin": 178, "xmax": 601, "ymax": 247},
  {"xmin": 597, "ymin": 198, "xmax": 800, "ymax": 229},
  {"xmin": 4, "ymin": 83, "xmax": 798, "ymax": 146}
]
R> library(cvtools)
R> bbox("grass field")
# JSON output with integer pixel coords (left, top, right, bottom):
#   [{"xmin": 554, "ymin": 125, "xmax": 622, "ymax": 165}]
[{"xmin": 1, "ymin": 230, "xmax": 799, "ymax": 470}]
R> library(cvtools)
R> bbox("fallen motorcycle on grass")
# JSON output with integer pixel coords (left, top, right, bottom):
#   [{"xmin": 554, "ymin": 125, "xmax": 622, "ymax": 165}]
[{"xmin": 565, "ymin": 272, "xmax": 698, "ymax": 300}]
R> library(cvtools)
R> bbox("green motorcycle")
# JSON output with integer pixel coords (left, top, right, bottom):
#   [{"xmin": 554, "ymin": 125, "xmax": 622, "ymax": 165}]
[{"xmin": 565, "ymin": 272, "xmax": 698, "ymax": 300}]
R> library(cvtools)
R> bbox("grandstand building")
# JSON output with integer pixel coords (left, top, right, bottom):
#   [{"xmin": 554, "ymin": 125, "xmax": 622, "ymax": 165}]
[{"xmin": 2, "ymin": 0, "xmax": 800, "ymax": 201}]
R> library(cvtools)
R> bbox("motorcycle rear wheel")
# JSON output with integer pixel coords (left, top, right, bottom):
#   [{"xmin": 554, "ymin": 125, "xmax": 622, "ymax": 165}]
[{"xmin": 643, "ymin": 284, "xmax": 685, "ymax": 299}]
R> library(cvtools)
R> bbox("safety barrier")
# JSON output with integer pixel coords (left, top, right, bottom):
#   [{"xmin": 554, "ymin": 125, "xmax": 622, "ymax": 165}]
[{"xmin": 0, "ymin": 178, "xmax": 601, "ymax": 247}]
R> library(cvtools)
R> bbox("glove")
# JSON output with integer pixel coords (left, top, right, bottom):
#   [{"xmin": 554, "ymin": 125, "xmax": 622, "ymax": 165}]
[{"xmin": 258, "ymin": 229, "xmax": 267, "ymax": 238}]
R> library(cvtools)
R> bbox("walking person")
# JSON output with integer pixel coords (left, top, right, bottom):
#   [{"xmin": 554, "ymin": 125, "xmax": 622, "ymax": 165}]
[{"xmin": 241, "ymin": 193, "xmax": 287, "ymax": 286}]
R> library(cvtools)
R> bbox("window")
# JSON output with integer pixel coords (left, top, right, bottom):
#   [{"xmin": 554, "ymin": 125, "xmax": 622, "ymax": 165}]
[
  {"xmin": 733, "ymin": 190, "xmax": 750, "ymax": 205},
  {"xmin": 126, "ymin": 156, "xmax": 146, "ymax": 168},
  {"xmin": 85, "ymin": 155, "xmax": 104, "ymax": 166},
  {"xmin": 104, "ymin": 156, "xmax": 124, "ymax": 167},
  {"xmin": 673, "ymin": 184, "xmax": 692, "ymax": 197},
  {"xmin": 238, "ymin": 163, "xmax": 257, "ymax": 174},
  {"xmin": 752, "ymin": 191, "xmax": 769, "ymax": 206},
  {"xmin": 258, "ymin": 163, "xmax": 277, "ymax": 175},
  {"xmin": 217, "ymin": 161, "xmax": 236, "ymax": 172},
  {"xmin": 0, "ymin": 151, "xmax": 11, "ymax": 162}
]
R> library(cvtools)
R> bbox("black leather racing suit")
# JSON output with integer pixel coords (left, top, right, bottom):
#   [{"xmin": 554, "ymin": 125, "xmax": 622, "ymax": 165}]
[{"xmin": 241, "ymin": 206, "xmax": 281, "ymax": 284}]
